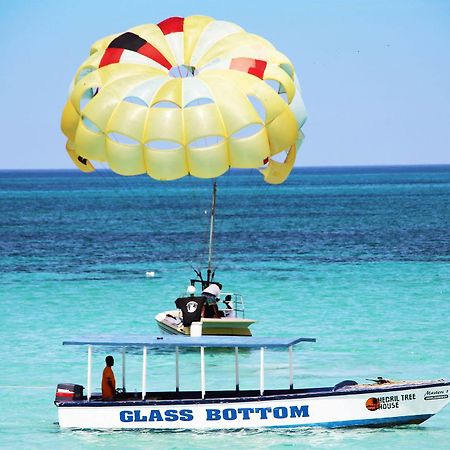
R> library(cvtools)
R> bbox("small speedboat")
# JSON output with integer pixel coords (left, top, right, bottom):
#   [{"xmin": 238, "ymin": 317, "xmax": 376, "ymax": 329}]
[
  {"xmin": 155, "ymin": 181, "xmax": 256, "ymax": 337},
  {"xmin": 55, "ymin": 335, "xmax": 450, "ymax": 430},
  {"xmin": 155, "ymin": 274, "xmax": 256, "ymax": 336}
]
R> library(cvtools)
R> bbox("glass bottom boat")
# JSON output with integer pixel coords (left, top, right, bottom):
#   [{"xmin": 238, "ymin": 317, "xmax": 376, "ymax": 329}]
[{"xmin": 55, "ymin": 335, "xmax": 450, "ymax": 429}]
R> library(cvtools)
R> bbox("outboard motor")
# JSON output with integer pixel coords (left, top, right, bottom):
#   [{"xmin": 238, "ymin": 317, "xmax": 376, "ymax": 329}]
[
  {"xmin": 55, "ymin": 383, "xmax": 84, "ymax": 402},
  {"xmin": 175, "ymin": 296, "xmax": 205, "ymax": 326}
]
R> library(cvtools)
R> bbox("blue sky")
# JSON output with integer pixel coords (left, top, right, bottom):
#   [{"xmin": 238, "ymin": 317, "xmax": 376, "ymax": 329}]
[{"xmin": 0, "ymin": 0, "xmax": 449, "ymax": 169}]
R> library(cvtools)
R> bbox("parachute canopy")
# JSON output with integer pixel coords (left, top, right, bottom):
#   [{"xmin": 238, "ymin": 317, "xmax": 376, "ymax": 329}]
[{"xmin": 61, "ymin": 16, "xmax": 306, "ymax": 184}]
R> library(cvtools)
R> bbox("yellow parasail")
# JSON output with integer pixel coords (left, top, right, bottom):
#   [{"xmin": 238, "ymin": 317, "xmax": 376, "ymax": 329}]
[{"xmin": 61, "ymin": 15, "xmax": 307, "ymax": 184}]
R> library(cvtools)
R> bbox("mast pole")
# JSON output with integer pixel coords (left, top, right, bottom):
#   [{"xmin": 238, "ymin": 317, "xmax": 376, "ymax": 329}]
[{"xmin": 207, "ymin": 180, "xmax": 217, "ymax": 283}]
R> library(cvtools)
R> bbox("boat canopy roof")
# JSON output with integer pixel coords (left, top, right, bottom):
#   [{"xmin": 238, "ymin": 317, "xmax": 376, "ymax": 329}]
[{"xmin": 63, "ymin": 335, "xmax": 316, "ymax": 349}]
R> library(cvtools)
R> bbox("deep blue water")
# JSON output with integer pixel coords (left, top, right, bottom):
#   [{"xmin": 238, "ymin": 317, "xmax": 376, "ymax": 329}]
[{"xmin": 0, "ymin": 166, "xmax": 449, "ymax": 449}]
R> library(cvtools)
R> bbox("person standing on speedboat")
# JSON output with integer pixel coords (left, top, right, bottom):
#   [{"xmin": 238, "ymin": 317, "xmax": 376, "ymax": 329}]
[
  {"xmin": 102, "ymin": 355, "xmax": 116, "ymax": 401},
  {"xmin": 202, "ymin": 284, "xmax": 221, "ymax": 318}
]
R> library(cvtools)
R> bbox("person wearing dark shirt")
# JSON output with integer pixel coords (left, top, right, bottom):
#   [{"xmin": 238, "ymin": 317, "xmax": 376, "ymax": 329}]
[{"xmin": 201, "ymin": 283, "xmax": 221, "ymax": 318}]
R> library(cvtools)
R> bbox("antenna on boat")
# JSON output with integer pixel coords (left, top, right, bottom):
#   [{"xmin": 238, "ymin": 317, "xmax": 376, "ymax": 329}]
[
  {"xmin": 190, "ymin": 181, "xmax": 220, "ymax": 291},
  {"xmin": 192, "ymin": 267, "xmax": 202, "ymax": 280},
  {"xmin": 207, "ymin": 180, "xmax": 217, "ymax": 284}
]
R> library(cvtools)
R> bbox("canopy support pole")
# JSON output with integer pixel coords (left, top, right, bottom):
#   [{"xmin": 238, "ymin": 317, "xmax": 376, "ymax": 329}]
[
  {"xmin": 122, "ymin": 348, "xmax": 126, "ymax": 392},
  {"xmin": 87, "ymin": 345, "xmax": 92, "ymax": 401},
  {"xmin": 260, "ymin": 346, "xmax": 265, "ymax": 396},
  {"xmin": 200, "ymin": 346, "xmax": 205, "ymax": 399},
  {"xmin": 175, "ymin": 346, "xmax": 180, "ymax": 393},
  {"xmin": 235, "ymin": 346, "xmax": 240, "ymax": 391},
  {"xmin": 142, "ymin": 346, "xmax": 147, "ymax": 401},
  {"xmin": 289, "ymin": 345, "xmax": 293, "ymax": 390}
]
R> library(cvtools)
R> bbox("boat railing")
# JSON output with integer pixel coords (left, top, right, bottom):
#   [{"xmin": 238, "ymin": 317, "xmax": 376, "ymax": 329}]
[{"xmin": 219, "ymin": 292, "xmax": 245, "ymax": 319}]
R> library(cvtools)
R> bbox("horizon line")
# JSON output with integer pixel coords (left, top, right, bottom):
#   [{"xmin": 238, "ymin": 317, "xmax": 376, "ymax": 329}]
[{"xmin": 1, "ymin": 162, "xmax": 450, "ymax": 172}]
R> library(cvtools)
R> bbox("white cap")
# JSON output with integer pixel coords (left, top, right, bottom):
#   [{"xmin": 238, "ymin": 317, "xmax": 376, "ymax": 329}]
[
  {"xmin": 202, "ymin": 284, "xmax": 220, "ymax": 298},
  {"xmin": 187, "ymin": 285, "xmax": 196, "ymax": 295}
]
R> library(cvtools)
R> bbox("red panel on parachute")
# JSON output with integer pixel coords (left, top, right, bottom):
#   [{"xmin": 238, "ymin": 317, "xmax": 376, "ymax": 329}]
[
  {"xmin": 99, "ymin": 48, "xmax": 124, "ymax": 67},
  {"xmin": 158, "ymin": 17, "xmax": 184, "ymax": 35},
  {"xmin": 137, "ymin": 43, "xmax": 172, "ymax": 70},
  {"xmin": 230, "ymin": 58, "xmax": 267, "ymax": 79}
]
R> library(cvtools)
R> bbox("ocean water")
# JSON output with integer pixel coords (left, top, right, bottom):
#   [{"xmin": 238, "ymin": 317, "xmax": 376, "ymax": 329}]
[{"xmin": 0, "ymin": 166, "xmax": 449, "ymax": 449}]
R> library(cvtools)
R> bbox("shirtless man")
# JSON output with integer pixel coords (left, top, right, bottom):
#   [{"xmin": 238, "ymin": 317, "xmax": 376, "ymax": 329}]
[{"xmin": 102, "ymin": 355, "xmax": 116, "ymax": 401}]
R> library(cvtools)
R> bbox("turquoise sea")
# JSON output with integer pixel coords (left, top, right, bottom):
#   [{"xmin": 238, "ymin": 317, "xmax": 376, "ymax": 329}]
[{"xmin": 1, "ymin": 166, "xmax": 449, "ymax": 449}]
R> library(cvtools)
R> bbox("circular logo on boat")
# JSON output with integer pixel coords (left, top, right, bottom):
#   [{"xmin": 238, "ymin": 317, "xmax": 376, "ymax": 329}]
[
  {"xmin": 186, "ymin": 301, "xmax": 198, "ymax": 313},
  {"xmin": 366, "ymin": 397, "xmax": 380, "ymax": 411}
]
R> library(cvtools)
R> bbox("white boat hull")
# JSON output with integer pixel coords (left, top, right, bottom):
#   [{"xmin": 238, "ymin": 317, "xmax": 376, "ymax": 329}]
[
  {"xmin": 57, "ymin": 380, "xmax": 449, "ymax": 429},
  {"xmin": 155, "ymin": 311, "xmax": 255, "ymax": 336}
]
